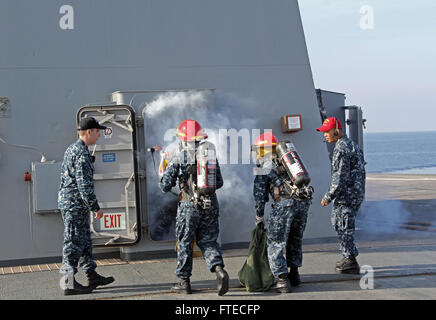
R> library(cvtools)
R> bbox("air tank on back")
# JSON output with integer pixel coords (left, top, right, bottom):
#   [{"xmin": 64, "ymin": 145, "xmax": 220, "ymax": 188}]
[
  {"xmin": 276, "ymin": 140, "xmax": 311, "ymax": 187},
  {"xmin": 196, "ymin": 140, "xmax": 217, "ymax": 196}
]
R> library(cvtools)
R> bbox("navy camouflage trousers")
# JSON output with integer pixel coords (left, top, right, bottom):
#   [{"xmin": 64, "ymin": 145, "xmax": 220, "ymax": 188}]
[
  {"xmin": 331, "ymin": 203, "xmax": 360, "ymax": 259},
  {"xmin": 175, "ymin": 201, "xmax": 224, "ymax": 279},
  {"xmin": 59, "ymin": 209, "xmax": 97, "ymax": 276},
  {"xmin": 266, "ymin": 198, "xmax": 311, "ymax": 277}
]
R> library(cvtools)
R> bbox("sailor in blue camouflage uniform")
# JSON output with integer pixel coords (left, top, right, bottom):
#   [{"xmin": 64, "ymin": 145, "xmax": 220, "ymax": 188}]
[
  {"xmin": 158, "ymin": 119, "xmax": 229, "ymax": 296},
  {"xmin": 252, "ymin": 132, "xmax": 313, "ymax": 293},
  {"xmin": 58, "ymin": 117, "xmax": 114, "ymax": 295},
  {"xmin": 317, "ymin": 117, "xmax": 366, "ymax": 274}
]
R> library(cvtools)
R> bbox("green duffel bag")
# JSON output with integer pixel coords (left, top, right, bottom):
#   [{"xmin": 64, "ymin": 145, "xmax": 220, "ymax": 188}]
[{"xmin": 238, "ymin": 222, "xmax": 275, "ymax": 292}]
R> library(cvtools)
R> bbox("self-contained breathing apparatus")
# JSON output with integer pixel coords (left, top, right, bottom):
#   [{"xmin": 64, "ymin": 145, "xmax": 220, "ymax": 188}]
[
  {"xmin": 273, "ymin": 140, "xmax": 314, "ymax": 201},
  {"xmin": 154, "ymin": 119, "xmax": 218, "ymax": 209},
  {"xmin": 252, "ymin": 132, "xmax": 313, "ymax": 201},
  {"xmin": 181, "ymin": 140, "xmax": 218, "ymax": 210}
]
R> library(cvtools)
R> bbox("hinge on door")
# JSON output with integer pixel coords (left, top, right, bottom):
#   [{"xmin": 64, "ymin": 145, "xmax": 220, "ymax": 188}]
[{"xmin": 136, "ymin": 117, "xmax": 144, "ymax": 127}]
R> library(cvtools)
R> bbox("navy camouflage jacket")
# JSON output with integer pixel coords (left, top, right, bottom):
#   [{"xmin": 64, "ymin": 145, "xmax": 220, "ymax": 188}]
[
  {"xmin": 322, "ymin": 136, "xmax": 366, "ymax": 207},
  {"xmin": 159, "ymin": 149, "xmax": 224, "ymax": 198},
  {"xmin": 58, "ymin": 139, "xmax": 100, "ymax": 212}
]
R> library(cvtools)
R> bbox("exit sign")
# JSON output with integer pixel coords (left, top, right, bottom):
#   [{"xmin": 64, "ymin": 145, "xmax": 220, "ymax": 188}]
[{"xmin": 100, "ymin": 212, "xmax": 126, "ymax": 231}]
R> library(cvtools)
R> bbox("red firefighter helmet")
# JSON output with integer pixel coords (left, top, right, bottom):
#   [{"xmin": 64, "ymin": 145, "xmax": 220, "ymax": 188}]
[
  {"xmin": 252, "ymin": 132, "xmax": 278, "ymax": 159},
  {"xmin": 253, "ymin": 132, "xmax": 278, "ymax": 148},
  {"xmin": 176, "ymin": 119, "xmax": 208, "ymax": 142}
]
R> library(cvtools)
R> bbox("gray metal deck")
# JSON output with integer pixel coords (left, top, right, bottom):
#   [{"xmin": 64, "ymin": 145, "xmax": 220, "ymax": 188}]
[{"xmin": 1, "ymin": 173, "xmax": 436, "ymax": 300}]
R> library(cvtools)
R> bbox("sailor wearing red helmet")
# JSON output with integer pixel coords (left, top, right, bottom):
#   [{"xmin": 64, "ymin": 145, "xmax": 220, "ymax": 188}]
[
  {"xmin": 159, "ymin": 119, "xmax": 229, "ymax": 296},
  {"xmin": 252, "ymin": 132, "xmax": 312, "ymax": 293}
]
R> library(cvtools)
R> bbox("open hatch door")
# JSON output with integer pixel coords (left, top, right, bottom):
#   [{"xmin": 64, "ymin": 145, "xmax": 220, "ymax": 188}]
[{"xmin": 77, "ymin": 105, "xmax": 141, "ymax": 246}]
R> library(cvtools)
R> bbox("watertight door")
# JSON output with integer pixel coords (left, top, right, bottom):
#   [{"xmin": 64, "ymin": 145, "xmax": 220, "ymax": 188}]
[{"xmin": 77, "ymin": 105, "xmax": 141, "ymax": 246}]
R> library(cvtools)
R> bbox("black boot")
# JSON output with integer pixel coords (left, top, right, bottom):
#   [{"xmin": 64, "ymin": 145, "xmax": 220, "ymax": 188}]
[
  {"xmin": 214, "ymin": 265, "xmax": 229, "ymax": 296},
  {"xmin": 288, "ymin": 267, "xmax": 301, "ymax": 287},
  {"xmin": 172, "ymin": 278, "xmax": 192, "ymax": 294},
  {"xmin": 61, "ymin": 276, "xmax": 93, "ymax": 296},
  {"xmin": 274, "ymin": 274, "xmax": 291, "ymax": 293},
  {"xmin": 335, "ymin": 257, "xmax": 347, "ymax": 268},
  {"xmin": 335, "ymin": 257, "xmax": 360, "ymax": 274},
  {"xmin": 86, "ymin": 269, "xmax": 115, "ymax": 289}
]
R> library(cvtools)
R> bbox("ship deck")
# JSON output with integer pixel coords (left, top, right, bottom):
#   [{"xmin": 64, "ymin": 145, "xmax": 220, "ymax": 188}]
[{"xmin": 1, "ymin": 173, "xmax": 436, "ymax": 300}]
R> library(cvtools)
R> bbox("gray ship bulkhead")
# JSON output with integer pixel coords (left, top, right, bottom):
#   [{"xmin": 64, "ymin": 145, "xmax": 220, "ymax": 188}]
[{"xmin": 0, "ymin": 0, "xmax": 340, "ymax": 266}]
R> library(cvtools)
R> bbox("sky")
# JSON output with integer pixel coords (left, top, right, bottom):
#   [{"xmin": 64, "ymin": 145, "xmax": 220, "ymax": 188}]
[{"xmin": 298, "ymin": 0, "xmax": 436, "ymax": 133}]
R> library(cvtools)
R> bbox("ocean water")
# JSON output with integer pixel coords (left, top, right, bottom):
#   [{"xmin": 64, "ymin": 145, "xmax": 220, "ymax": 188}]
[{"xmin": 364, "ymin": 131, "xmax": 436, "ymax": 174}]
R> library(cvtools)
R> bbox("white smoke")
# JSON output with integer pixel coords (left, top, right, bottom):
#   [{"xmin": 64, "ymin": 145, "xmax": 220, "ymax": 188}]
[
  {"xmin": 141, "ymin": 90, "xmax": 265, "ymax": 242},
  {"xmin": 358, "ymin": 200, "xmax": 411, "ymax": 234},
  {"xmin": 144, "ymin": 91, "xmax": 209, "ymax": 119}
]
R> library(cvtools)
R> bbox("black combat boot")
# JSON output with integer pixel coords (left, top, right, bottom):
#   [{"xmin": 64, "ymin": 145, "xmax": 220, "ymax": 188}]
[
  {"xmin": 61, "ymin": 276, "xmax": 93, "ymax": 296},
  {"xmin": 86, "ymin": 269, "xmax": 115, "ymax": 289},
  {"xmin": 335, "ymin": 257, "xmax": 360, "ymax": 274},
  {"xmin": 274, "ymin": 274, "xmax": 291, "ymax": 293},
  {"xmin": 172, "ymin": 278, "xmax": 192, "ymax": 294},
  {"xmin": 335, "ymin": 257, "xmax": 347, "ymax": 268},
  {"xmin": 214, "ymin": 265, "xmax": 229, "ymax": 296},
  {"xmin": 288, "ymin": 267, "xmax": 301, "ymax": 287}
]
